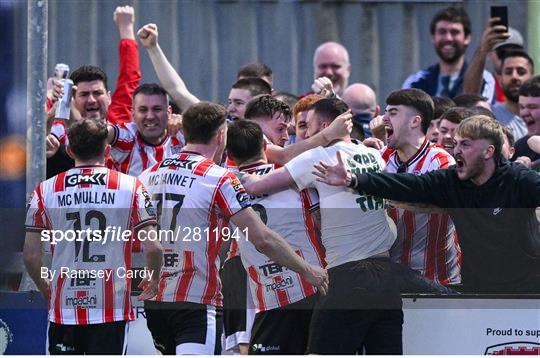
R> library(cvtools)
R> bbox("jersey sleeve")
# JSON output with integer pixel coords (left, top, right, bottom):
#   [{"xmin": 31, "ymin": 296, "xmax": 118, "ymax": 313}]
[
  {"xmin": 110, "ymin": 125, "xmax": 135, "ymax": 165},
  {"xmin": 50, "ymin": 121, "xmax": 67, "ymax": 145},
  {"xmin": 284, "ymin": 147, "xmax": 324, "ymax": 190},
  {"xmin": 215, "ymin": 173, "xmax": 252, "ymax": 218},
  {"xmin": 107, "ymin": 39, "xmax": 141, "ymax": 125},
  {"xmin": 427, "ymin": 149, "xmax": 455, "ymax": 171},
  {"xmin": 131, "ymin": 180, "xmax": 158, "ymax": 231},
  {"xmin": 25, "ymin": 185, "xmax": 50, "ymax": 232}
]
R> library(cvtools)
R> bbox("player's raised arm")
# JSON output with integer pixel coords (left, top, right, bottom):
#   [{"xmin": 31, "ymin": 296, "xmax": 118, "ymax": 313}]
[{"xmin": 137, "ymin": 23, "xmax": 200, "ymax": 112}]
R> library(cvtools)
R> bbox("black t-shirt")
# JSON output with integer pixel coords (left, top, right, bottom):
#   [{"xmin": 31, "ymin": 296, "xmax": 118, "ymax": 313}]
[
  {"xmin": 46, "ymin": 144, "xmax": 74, "ymax": 179},
  {"xmin": 512, "ymin": 135, "xmax": 540, "ymax": 162}
]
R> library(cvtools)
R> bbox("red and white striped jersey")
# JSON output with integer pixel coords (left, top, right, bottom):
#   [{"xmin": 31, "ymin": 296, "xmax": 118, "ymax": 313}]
[
  {"xmin": 25, "ymin": 166, "xmax": 157, "ymax": 325},
  {"xmin": 138, "ymin": 151, "xmax": 252, "ymax": 306},
  {"xmin": 51, "ymin": 121, "xmax": 68, "ymax": 145},
  {"xmin": 235, "ymin": 162, "xmax": 325, "ymax": 312},
  {"xmin": 111, "ymin": 122, "xmax": 185, "ymax": 176},
  {"xmin": 382, "ymin": 139, "xmax": 462, "ymax": 285}
]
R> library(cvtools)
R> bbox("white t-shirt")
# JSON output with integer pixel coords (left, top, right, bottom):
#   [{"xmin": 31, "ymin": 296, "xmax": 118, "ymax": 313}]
[{"xmin": 285, "ymin": 141, "xmax": 396, "ymax": 269}]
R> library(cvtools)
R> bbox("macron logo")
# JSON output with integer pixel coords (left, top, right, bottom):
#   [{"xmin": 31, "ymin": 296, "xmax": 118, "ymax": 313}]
[{"xmin": 493, "ymin": 208, "xmax": 502, "ymax": 216}]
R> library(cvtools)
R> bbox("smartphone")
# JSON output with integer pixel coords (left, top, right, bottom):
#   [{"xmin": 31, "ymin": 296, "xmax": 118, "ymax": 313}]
[{"xmin": 490, "ymin": 6, "xmax": 508, "ymax": 30}]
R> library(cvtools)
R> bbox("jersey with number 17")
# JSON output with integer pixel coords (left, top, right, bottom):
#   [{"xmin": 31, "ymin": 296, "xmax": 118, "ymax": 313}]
[
  {"xmin": 25, "ymin": 165, "xmax": 157, "ymax": 325},
  {"xmin": 138, "ymin": 151, "xmax": 252, "ymax": 307}
]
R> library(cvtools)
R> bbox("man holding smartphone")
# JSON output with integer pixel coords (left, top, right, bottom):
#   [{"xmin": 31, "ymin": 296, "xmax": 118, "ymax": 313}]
[
  {"xmin": 463, "ymin": 7, "xmax": 527, "ymax": 105},
  {"xmin": 403, "ymin": 7, "xmax": 496, "ymax": 101}
]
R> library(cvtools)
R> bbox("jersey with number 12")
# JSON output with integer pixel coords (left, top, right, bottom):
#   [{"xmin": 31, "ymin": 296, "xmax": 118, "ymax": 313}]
[{"xmin": 25, "ymin": 166, "xmax": 156, "ymax": 325}]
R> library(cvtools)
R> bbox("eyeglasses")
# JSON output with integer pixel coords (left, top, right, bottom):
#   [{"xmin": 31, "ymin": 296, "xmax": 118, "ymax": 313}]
[{"xmin": 397, "ymin": 163, "xmax": 407, "ymax": 173}]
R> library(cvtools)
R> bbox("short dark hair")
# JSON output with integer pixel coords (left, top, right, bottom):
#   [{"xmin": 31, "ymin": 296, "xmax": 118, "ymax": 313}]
[
  {"xmin": 432, "ymin": 96, "xmax": 456, "ymax": 119},
  {"xmin": 244, "ymin": 95, "xmax": 292, "ymax": 122},
  {"xmin": 386, "ymin": 89, "xmax": 434, "ymax": 134},
  {"xmin": 226, "ymin": 120, "xmax": 264, "ymax": 164},
  {"xmin": 133, "ymin": 83, "xmax": 169, "ymax": 105},
  {"xmin": 309, "ymin": 98, "xmax": 349, "ymax": 122},
  {"xmin": 519, "ymin": 76, "xmax": 540, "ymax": 97},
  {"xmin": 272, "ymin": 92, "xmax": 299, "ymax": 110},
  {"xmin": 440, "ymin": 107, "xmax": 475, "ymax": 125},
  {"xmin": 470, "ymin": 106, "xmax": 496, "ymax": 120},
  {"xmin": 452, "ymin": 94, "xmax": 488, "ymax": 109},
  {"xmin": 502, "ymin": 50, "xmax": 535, "ymax": 72},
  {"xmin": 231, "ymin": 77, "xmax": 272, "ymax": 97},
  {"xmin": 430, "ymin": 7, "xmax": 471, "ymax": 37},
  {"xmin": 237, "ymin": 63, "xmax": 273, "ymax": 81},
  {"xmin": 182, "ymin": 102, "xmax": 227, "ymax": 144},
  {"xmin": 70, "ymin": 65, "xmax": 108, "ymax": 90},
  {"xmin": 67, "ymin": 117, "xmax": 109, "ymax": 161}
]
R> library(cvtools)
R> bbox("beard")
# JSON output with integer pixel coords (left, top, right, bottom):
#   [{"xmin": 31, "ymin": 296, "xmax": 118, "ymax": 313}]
[
  {"xmin": 435, "ymin": 41, "xmax": 468, "ymax": 65},
  {"xmin": 503, "ymin": 83, "xmax": 520, "ymax": 103}
]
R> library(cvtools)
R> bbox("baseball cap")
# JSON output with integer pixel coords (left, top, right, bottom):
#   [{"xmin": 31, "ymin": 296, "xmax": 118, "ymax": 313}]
[{"xmin": 494, "ymin": 27, "xmax": 524, "ymax": 50}]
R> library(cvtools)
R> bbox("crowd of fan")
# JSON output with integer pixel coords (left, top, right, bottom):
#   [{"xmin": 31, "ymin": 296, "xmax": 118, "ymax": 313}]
[{"xmin": 28, "ymin": 4, "xmax": 540, "ymax": 355}]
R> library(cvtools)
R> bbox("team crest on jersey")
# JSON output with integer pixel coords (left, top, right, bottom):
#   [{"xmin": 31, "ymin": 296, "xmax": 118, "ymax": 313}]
[
  {"xmin": 170, "ymin": 145, "xmax": 183, "ymax": 154},
  {"xmin": 65, "ymin": 173, "xmax": 106, "ymax": 187}
]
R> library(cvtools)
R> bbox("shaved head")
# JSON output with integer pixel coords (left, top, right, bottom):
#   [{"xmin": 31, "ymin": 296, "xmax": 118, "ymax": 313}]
[
  {"xmin": 342, "ymin": 83, "xmax": 378, "ymax": 115},
  {"xmin": 313, "ymin": 42, "xmax": 351, "ymax": 96}
]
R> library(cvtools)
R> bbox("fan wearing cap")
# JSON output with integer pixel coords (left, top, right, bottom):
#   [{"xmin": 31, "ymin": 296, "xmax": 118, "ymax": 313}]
[{"xmin": 489, "ymin": 28, "xmax": 525, "ymax": 102}]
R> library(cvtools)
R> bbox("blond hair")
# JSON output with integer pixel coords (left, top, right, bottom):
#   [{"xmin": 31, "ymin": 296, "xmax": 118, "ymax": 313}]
[{"xmin": 456, "ymin": 115, "xmax": 504, "ymax": 160}]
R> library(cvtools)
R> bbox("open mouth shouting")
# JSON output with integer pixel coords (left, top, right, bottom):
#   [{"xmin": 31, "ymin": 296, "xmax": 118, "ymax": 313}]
[
  {"xmin": 85, "ymin": 106, "xmax": 101, "ymax": 118},
  {"xmin": 455, "ymin": 156, "xmax": 464, "ymax": 170},
  {"xmin": 385, "ymin": 126, "xmax": 394, "ymax": 141}
]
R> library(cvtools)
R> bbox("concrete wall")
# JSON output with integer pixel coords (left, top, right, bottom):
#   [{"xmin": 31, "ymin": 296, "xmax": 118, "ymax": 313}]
[{"xmin": 12, "ymin": 0, "xmax": 528, "ymax": 108}]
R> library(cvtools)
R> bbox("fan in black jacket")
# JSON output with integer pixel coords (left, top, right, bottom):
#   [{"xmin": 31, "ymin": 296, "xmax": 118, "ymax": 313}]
[{"xmin": 314, "ymin": 116, "xmax": 540, "ymax": 293}]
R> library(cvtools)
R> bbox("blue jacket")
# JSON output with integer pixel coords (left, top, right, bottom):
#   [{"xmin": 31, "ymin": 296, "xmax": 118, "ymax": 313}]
[{"xmin": 402, "ymin": 62, "xmax": 495, "ymax": 102}]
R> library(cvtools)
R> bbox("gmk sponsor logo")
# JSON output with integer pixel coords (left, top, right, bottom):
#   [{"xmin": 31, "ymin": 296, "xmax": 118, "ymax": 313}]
[
  {"xmin": 65, "ymin": 173, "xmax": 106, "ymax": 187},
  {"xmin": 265, "ymin": 277, "xmax": 294, "ymax": 292},
  {"xmin": 65, "ymin": 294, "xmax": 97, "ymax": 307},
  {"xmin": 484, "ymin": 341, "xmax": 540, "ymax": 355}
]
